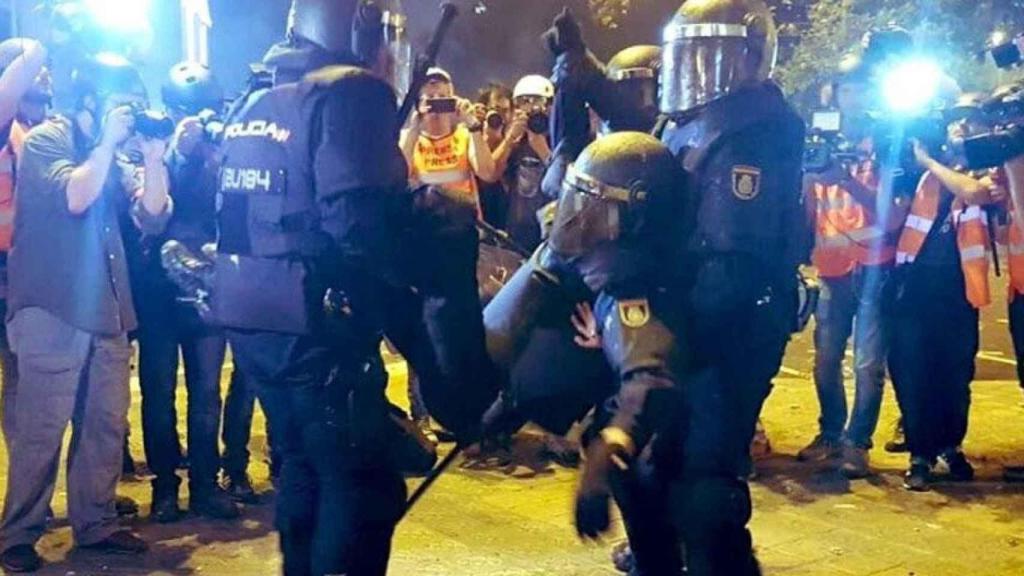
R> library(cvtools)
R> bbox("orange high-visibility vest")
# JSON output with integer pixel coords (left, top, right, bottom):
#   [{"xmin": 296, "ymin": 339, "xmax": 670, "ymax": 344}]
[
  {"xmin": 0, "ymin": 120, "xmax": 27, "ymax": 252},
  {"xmin": 896, "ymin": 171, "xmax": 991, "ymax": 309},
  {"xmin": 811, "ymin": 160, "xmax": 896, "ymax": 277},
  {"xmin": 410, "ymin": 125, "xmax": 480, "ymax": 216}
]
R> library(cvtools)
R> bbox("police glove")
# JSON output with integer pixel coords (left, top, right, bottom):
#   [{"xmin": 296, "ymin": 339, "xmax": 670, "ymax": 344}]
[
  {"xmin": 544, "ymin": 7, "xmax": 586, "ymax": 57},
  {"xmin": 575, "ymin": 434, "xmax": 629, "ymax": 540}
]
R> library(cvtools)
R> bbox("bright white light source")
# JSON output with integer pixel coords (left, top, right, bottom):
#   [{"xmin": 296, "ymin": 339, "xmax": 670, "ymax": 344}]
[
  {"xmin": 881, "ymin": 58, "xmax": 942, "ymax": 115},
  {"xmin": 992, "ymin": 30, "xmax": 1008, "ymax": 46},
  {"xmin": 84, "ymin": 0, "xmax": 152, "ymax": 34}
]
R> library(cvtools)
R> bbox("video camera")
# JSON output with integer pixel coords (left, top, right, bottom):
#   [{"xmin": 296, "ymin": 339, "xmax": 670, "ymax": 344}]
[
  {"xmin": 802, "ymin": 111, "xmax": 866, "ymax": 173},
  {"xmin": 985, "ymin": 32, "xmax": 1024, "ymax": 70},
  {"xmin": 962, "ymin": 83, "xmax": 1024, "ymax": 170}
]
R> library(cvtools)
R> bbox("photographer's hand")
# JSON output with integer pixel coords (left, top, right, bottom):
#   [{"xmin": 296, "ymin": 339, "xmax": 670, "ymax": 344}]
[
  {"xmin": 101, "ymin": 106, "xmax": 135, "ymax": 149},
  {"xmin": 912, "ymin": 138, "xmax": 934, "ymax": 170},
  {"xmin": 139, "ymin": 137, "xmax": 170, "ymax": 217},
  {"xmin": 527, "ymin": 130, "xmax": 551, "ymax": 163}
]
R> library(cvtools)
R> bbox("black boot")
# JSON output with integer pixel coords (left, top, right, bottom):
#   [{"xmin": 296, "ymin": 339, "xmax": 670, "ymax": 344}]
[{"xmin": 190, "ymin": 486, "xmax": 241, "ymax": 520}]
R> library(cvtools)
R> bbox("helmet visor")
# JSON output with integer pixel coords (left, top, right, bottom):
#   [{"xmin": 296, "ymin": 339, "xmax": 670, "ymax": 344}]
[
  {"xmin": 382, "ymin": 10, "xmax": 412, "ymax": 101},
  {"xmin": 549, "ymin": 164, "xmax": 635, "ymax": 257},
  {"xmin": 660, "ymin": 24, "xmax": 750, "ymax": 114}
]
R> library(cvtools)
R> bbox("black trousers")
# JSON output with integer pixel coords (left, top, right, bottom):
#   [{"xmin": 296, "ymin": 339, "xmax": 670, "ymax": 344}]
[
  {"xmin": 1009, "ymin": 294, "xmax": 1024, "ymax": 387},
  {"xmin": 137, "ymin": 310, "xmax": 227, "ymax": 496},
  {"xmin": 221, "ymin": 368, "xmax": 280, "ymax": 479},
  {"xmin": 227, "ymin": 329, "xmax": 405, "ymax": 576},
  {"xmin": 889, "ymin": 274, "xmax": 977, "ymax": 462}
]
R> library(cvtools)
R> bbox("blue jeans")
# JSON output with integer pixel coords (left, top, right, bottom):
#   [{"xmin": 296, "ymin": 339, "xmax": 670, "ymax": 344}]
[{"xmin": 812, "ymin": 266, "xmax": 889, "ymax": 448}]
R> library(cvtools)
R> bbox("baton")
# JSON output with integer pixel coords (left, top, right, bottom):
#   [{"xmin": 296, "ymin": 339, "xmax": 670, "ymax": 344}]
[
  {"xmin": 397, "ymin": 2, "xmax": 459, "ymax": 125},
  {"xmin": 399, "ymin": 443, "xmax": 465, "ymax": 521}
]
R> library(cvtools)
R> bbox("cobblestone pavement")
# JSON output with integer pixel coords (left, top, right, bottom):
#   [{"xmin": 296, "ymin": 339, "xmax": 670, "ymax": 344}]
[{"xmin": 1, "ymin": 309, "xmax": 1023, "ymax": 575}]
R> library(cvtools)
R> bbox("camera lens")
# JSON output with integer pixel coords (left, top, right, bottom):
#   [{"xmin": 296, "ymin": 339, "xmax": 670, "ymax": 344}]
[
  {"xmin": 527, "ymin": 110, "xmax": 549, "ymax": 135},
  {"xmin": 133, "ymin": 109, "xmax": 176, "ymax": 139},
  {"xmin": 486, "ymin": 110, "xmax": 504, "ymax": 130}
]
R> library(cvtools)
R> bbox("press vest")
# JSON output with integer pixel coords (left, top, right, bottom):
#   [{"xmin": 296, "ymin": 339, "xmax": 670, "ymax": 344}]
[
  {"xmin": 410, "ymin": 126, "xmax": 480, "ymax": 215},
  {"xmin": 0, "ymin": 120, "xmax": 27, "ymax": 251},
  {"xmin": 896, "ymin": 171, "xmax": 991, "ymax": 309},
  {"xmin": 811, "ymin": 159, "xmax": 901, "ymax": 277}
]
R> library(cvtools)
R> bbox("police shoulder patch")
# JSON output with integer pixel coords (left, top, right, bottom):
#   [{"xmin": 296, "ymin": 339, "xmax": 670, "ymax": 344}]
[
  {"xmin": 618, "ymin": 299, "xmax": 651, "ymax": 329},
  {"xmin": 732, "ymin": 165, "xmax": 762, "ymax": 200}
]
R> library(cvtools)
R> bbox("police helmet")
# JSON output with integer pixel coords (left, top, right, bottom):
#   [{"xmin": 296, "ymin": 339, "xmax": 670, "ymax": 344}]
[
  {"xmin": 287, "ymin": 0, "xmax": 360, "ymax": 54},
  {"xmin": 162, "ymin": 61, "xmax": 224, "ymax": 116},
  {"xmin": 606, "ymin": 45, "xmax": 661, "ymax": 83},
  {"xmin": 660, "ymin": 0, "xmax": 778, "ymax": 114},
  {"xmin": 550, "ymin": 132, "xmax": 684, "ymax": 257}
]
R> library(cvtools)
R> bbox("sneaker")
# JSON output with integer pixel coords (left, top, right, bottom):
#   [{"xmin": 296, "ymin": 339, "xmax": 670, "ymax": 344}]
[
  {"xmin": 0, "ymin": 544, "xmax": 42, "ymax": 573},
  {"xmin": 840, "ymin": 444, "xmax": 871, "ymax": 479},
  {"xmin": 796, "ymin": 435, "xmax": 842, "ymax": 462},
  {"xmin": 150, "ymin": 492, "xmax": 183, "ymax": 524},
  {"xmin": 903, "ymin": 459, "xmax": 932, "ymax": 492},
  {"xmin": 79, "ymin": 530, "xmax": 148, "ymax": 555},
  {"xmin": 190, "ymin": 488, "xmax": 242, "ymax": 520},
  {"xmin": 937, "ymin": 449, "xmax": 974, "ymax": 482},
  {"xmin": 884, "ymin": 419, "xmax": 908, "ymax": 453},
  {"xmin": 222, "ymin": 473, "xmax": 261, "ymax": 504},
  {"xmin": 115, "ymin": 495, "xmax": 139, "ymax": 517}
]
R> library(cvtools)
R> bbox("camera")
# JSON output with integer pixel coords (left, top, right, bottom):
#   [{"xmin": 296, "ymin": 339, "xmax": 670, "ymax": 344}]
[
  {"xmin": 424, "ymin": 97, "xmax": 457, "ymax": 114},
  {"xmin": 131, "ymin": 105, "xmax": 175, "ymax": 139},
  {"xmin": 526, "ymin": 109, "xmax": 549, "ymax": 135},
  {"xmin": 986, "ymin": 33, "xmax": 1024, "ymax": 69},
  {"xmin": 802, "ymin": 111, "xmax": 866, "ymax": 173},
  {"xmin": 485, "ymin": 110, "xmax": 504, "ymax": 130},
  {"xmin": 962, "ymin": 84, "xmax": 1024, "ymax": 170}
]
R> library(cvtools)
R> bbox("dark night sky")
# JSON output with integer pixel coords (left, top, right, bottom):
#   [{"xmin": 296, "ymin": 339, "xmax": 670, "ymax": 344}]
[{"xmin": 205, "ymin": 0, "xmax": 680, "ymax": 97}]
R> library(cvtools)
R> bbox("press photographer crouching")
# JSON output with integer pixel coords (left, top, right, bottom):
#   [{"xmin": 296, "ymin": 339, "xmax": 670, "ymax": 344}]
[
  {"xmin": 887, "ymin": 93, "xmax": 1005, "ymax": 492},
  {"xmin": 0, "ymin": 54, "xmax": 173, "ymax": 571}
]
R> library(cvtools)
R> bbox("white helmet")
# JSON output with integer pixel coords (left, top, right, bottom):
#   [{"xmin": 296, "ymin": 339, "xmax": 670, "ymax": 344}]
[{"xmin": 513, "ymin": 74, "xmax": 555, "ymax": 100}]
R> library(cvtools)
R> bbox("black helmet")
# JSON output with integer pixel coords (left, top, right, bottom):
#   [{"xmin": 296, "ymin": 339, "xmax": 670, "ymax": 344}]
[
  {"xmin": 550, "ymin": 132, "xmax": 684, "ymax": 258},
  {"xmin": 606, "ymin": 45, "xmax": 661, "ymax": 83},
  {"xmin": 71, "ymin": 53, "xmax": 147, "ymax": 111},
  {"xmin": 162, "ymin": 61, "xmax": 224, "ymax": 116},
  {"xmin": 660, "ymin": 0, "xmax": 777, "ymax": 114},
  {"xmin": 287, "ymin": 0, "xmax": 359, "ymax": 54},
  {"xmin": 946, "ymin": 92, "xmax": 989, "ymax": 124}
]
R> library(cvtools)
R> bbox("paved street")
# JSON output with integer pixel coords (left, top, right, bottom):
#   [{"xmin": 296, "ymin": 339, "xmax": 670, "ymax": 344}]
[{"xmin": 2, "ymin": 291, "xmax": 1024, "ymax": 575}]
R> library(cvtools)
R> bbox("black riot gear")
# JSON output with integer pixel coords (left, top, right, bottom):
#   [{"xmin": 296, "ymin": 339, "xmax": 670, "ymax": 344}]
[
  {"xmin": 660, "ymin": 0, "xmax": 778, "ymax": 114},
  {"xmin": 287, "ymin": 0, "xmax": 360, "ymax": 55},
  {"xmin": 550, "ymin": 132, "xmax": 682, "ymax": 261},
  {"xmin": 161, "ymin": 61, "xmax": 225, "ymax": 116},
  {"xmin": 603, "ymin": 45, "xmax": 661, "ymax": 134}
]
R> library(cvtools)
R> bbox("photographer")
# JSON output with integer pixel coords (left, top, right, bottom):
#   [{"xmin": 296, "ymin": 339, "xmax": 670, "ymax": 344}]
[
  {"xmin": 888, "ymin": 94, "xmax": 1003, "ymax": 492},
  {"xmin": 799, "ymin": 57, "xmax": 908, "ymax": 478},
  {"xmin": 494, "ymin": 75, "xmax": 554, "ymax": 252},
  {"xmin": 128, "ymin": 61, "xmax": 239, "ymax": 523},
  {"xmin": 475, "ymin": 82, "xmax": 513, "ymax": 229},
  {"xmin": 0, "ymin": 54, "xmax": 171, "ymax": 571},
  {"xmin": 400, "ymin": 67, "xmax": 498, "ymax": 215}
]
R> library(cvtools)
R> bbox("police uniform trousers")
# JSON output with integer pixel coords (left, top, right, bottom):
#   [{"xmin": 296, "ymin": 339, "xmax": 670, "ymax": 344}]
[{"xmin": 227, "ymin": 329, "xmax": 406, "ymax": 576}]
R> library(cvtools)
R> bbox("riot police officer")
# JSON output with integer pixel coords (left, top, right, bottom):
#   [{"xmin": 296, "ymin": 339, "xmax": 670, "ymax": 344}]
[
  {"xmin": 211, "ymin": 1, "xmax": 414, "ymax": 574},
  {"xmin": 656, "ymin": 0, "xmax": 805, "ymax": 573}
]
